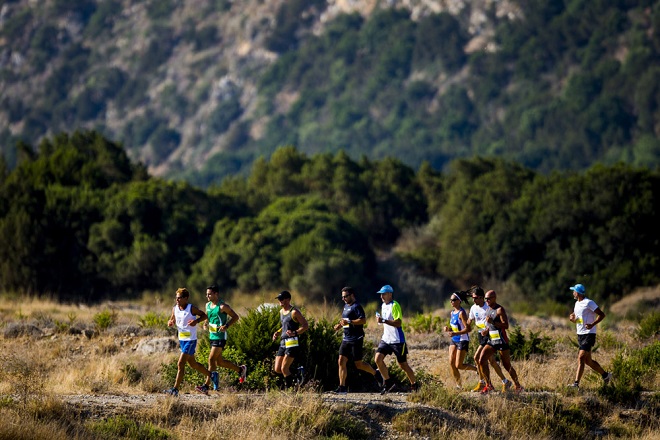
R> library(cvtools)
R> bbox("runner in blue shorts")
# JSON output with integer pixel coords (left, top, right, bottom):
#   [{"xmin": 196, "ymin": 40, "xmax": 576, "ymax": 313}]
[{"xmin": 164, "ymin": 288, "xmax": 212, "ymax": 396}]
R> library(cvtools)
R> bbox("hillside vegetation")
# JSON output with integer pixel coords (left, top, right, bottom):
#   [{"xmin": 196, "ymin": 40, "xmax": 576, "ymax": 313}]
[
  {"xmin": 1, "ymin": 131, "xmax": 658, "ymax": 310},
  {"xmin": 1, "ymin": 0, "xmax": 660, "ymax": 184}
]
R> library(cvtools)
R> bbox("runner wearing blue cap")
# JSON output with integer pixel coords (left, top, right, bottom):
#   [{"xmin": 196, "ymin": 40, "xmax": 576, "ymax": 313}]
[
  {"xmin": 568, "ymin": 283, "xmax": 612, "ymax": 388},
  {"xmin": 374, "ymin": 285, "xmax": 418, "ymax": 393}
]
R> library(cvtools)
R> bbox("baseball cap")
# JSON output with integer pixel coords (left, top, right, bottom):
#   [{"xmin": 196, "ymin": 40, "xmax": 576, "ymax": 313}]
[
  {"xmin": 569, "ymin": 284, "xmax": 586, "ymax": 295},
  {"xmin": 377, "ymin": 285, "xmax": 394, "ymax": 294},
  {"xmin": 275, "ymin": 290, "xmax": 292, "ymax": 300}
]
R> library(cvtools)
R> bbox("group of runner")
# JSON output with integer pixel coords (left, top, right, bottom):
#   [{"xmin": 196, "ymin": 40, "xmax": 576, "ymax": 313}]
[{"xmin": 163, "ymin": 282, "xmax": 612, "ymax": 396}]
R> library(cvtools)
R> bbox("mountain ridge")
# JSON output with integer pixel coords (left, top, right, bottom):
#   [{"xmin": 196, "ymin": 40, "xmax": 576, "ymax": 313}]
[{"xmin": 1, "ymin": 0, "xmax": 658, "ymax": 185}]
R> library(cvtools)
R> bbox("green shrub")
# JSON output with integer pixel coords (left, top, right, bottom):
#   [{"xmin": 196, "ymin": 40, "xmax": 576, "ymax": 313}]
[
  {"xmin": 138, "ymin": 312, "xmax": 168, "ymax": 330},
  {"xmin": 93, "ymin": 309, "xmax": 118, "ymax": 332},
  {"xmin": 407, "ymin": 313, "xmax": 444, "ymax": 333},
  {"xmin": 508, "ymin": 325, "xmax": 555, "ymax": 360},
  {"xmin": 87, "ymin": 415, "xmax": 171, "ymax": 440},
  {"xmin": 599, "ymin": 341, "xmax": 660, "ymax": 403},
  {"xmin": 637, "ymin": 311, "xmax": 660, "ymax": 339}
]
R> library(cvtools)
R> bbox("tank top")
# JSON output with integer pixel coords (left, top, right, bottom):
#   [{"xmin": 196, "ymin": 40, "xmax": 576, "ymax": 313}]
[
  {"xmin": 450, "ymin": 308, "xmax": 469, "ymax": 343},
  {"xmin": 487, "ymin": 305, "xmax": 509, "ymax": 345},
  {"xmin": 174, "ymin": 303, "xmax": 197, "ymax": 341},
  {"xmin": 280, "ymin": 307, "xmax": 300, "ymax": 348},
  {"xmin": 206, "ymin": 300, "xmax": 228, "ymax": 341}
]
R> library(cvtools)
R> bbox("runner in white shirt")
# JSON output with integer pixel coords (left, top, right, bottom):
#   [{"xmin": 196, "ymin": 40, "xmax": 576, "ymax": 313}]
[
  {"xmin": 374, "ymin": 285, "xmax": 418, "ymax": 393},
  {"xmin": 568, "ymin": 284, "xmax": 612, "ymax": 388},
  {"xmin": 164, "ymin": 287, "xmax": 212, "ymax": 396}
]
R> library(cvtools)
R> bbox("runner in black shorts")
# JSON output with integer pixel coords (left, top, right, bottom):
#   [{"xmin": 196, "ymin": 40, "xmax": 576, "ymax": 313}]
[
  {"xmin": 272, "ymin": 290, "xmax": 308, "ymax": 388},
  {"xmin": 568, "ymin": 283, "xmax": 612, "ymax": 388},
  {"xmin": 477, "ymin": 290, "xmax": 523, "ymax": 393},
  {"xmin": 374, "ymin": 285, "xmax": 417, "ymax": 393},
  {"xmin": 332, "ymin": 287, "xmax": 382, "ymax": 394},
  {"xmin": 468, "ymin": 285, "xmax": 510, "ymax": 392}
]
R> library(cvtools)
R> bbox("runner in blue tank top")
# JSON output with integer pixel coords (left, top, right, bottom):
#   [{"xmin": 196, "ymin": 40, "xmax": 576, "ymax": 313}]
[{"xmin": 443, "ymin": 291, "xmax": 477, "ymax": 389}]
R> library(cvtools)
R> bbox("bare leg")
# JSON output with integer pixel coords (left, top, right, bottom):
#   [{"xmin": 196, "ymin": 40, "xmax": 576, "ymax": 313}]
[
  {"xmin": 338, "ymin": 355, "xmax": 349, "ymax": 386},
  {"xmin": 398, "ymin": 361, "xmax": 416, "ymax": 384},
  {"xmin": 375, "ymin": 352, "xmax": 389, "ymax": 380}
]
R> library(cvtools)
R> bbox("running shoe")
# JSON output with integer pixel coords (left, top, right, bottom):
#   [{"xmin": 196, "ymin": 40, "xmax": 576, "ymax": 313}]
[
  {"xmin": 195, "ymin": 384, "xmax": 209, "ymax": 395},
  {"xmin": 479, "ymin": 383, "xmax": 495, "ymax": 395},
  {"xmin": 163, "ymin": 387, "xmax": 179, "ymax": 397},
  {"xmin": 502, "ymin": 379, "xmax": 512, "ymax": 392},
  {"xmin": 514, "ymin": 384, "xmax": 524, "ymax": 393},
  {"xmin": 567, "ymin": 382, "xmax": 580, "ymax": 389},
  {"xmin": 410, "ymin": 382, "xmax": 420, "ymax": 392},
  {"xmin": 333, "ymin": 385, "xmax": 348, "ymax": 394},
  {"xmin": 239, "ymin": 365, "xmax": 247, "ymax": 383},
  {"xmin": 603, "ymin": 372, "xmax": 613, "ymax": 385},
  {"xmin": 211, "ymin": 371, "xmax": 219, "ymax": 391},
  {"xmin": 472, "ymin": 381, "xmax": 486, "ymax": 392},
  {"xmin": 380, "ymin": 380, "xmax": 397, "ymax": 395},
  {"xmin": 374, "ymin": 369, "xmax": 384, "ymax": 387},
  {"xmin": 296, "ymin": 366, "xmax": 306, "ymax": 386}
]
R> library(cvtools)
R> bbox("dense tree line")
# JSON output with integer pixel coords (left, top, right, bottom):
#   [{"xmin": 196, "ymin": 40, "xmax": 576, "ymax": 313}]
[{"xmin": 1, "ymin": 132, "xmax": 658, "ymax": 308}]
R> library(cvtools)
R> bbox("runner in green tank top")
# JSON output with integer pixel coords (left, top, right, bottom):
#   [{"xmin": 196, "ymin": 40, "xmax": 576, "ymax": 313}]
[{"xmin": 197, "ymin": 285, "xmax": 246, "ymax": 393}]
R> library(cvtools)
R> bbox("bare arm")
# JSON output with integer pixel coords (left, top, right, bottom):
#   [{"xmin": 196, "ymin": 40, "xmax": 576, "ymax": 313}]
[
  {"xmin": 188, "ymin": 305, "xmax": 207, "ymax": 327},
  {"xmin": 585, "ymin": 308, "xmax": 605, "ymax": 329},
  {"xmin": 454, "ymin": 310, "xmax": 472, "ymax": 335},
  {"xmin": 493, "ymin": 307, "xmax": 509, "ymax": 330},
  {"xmin": 285, "ymin": 309, "xmax": 309, "ymax": 337},
  {"xmin": 219, "ymin": 303, "xmax": 239, "ymax": 331}
]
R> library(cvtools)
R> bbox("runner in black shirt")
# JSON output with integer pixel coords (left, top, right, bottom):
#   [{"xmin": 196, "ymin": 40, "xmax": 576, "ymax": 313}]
[{"xmin": 332, "ymin": 286, "xmax": 383, "ymax": 393}]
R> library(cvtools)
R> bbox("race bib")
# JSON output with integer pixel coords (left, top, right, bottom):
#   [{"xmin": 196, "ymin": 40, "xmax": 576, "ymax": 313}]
[
  {"xmin": 489, "ymin": 330, "xmax": 502, "ymax": 344},
  {"xmin": 575, "ymin": 317, "xmax": 583, "ymax": 324},
  {"xmin": 284, "ymin": 337, "xmax": 299, "ymax": 348},
  {"xmin": 178, "ymin": 330, "xmax": 191, "ymax": 339},
  {"xmin": 209, "ymin": 323, "xmax": 219, "ymax": 332},
  {"xmin": 450, "ymin": 324, "xmax": 459, "ymax": 332},
  {"xmin": 476, "ymin": 322, "xmax": 486, "ymax": 329}
]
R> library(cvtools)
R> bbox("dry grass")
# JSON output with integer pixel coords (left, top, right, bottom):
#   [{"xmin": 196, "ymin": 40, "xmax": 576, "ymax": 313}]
[{"xmin": 0, "ymin": 293, "xmax": 658, "ymax": 439}]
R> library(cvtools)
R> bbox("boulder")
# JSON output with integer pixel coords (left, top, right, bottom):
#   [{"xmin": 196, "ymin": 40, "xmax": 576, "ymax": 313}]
[{"xmin": 133, "ymin": 337, "xmax": 176, "ymax": 355}]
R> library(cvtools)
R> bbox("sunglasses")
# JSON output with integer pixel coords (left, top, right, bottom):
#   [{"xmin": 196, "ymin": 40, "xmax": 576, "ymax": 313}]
[{"xmin": 485, "ymin": 297, "xmax": 494, "ymax": 300}]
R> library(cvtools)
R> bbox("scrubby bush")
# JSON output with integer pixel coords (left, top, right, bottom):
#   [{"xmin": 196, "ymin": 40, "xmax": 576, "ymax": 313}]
[
  {"xmin": 509, "ymin": 325, "xmax": 555, "ymax": 360},
  {"xmin": 138, "ymin": 312, "xmax": 169, "ymax": 330},
  {"xmin": 637, "ymin": 311, "xmax": 660, "ymax": 339},
  {"xmin": 93, "ymin": 309, "xmax": 118, "ymax": 332},
  {"xmin": 599, "ymin": 341, "xmax": 660, "ymax": 403},
  {"xmin": 407, "ymin": 313, "xmax": 444, "ymax": 333}
]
